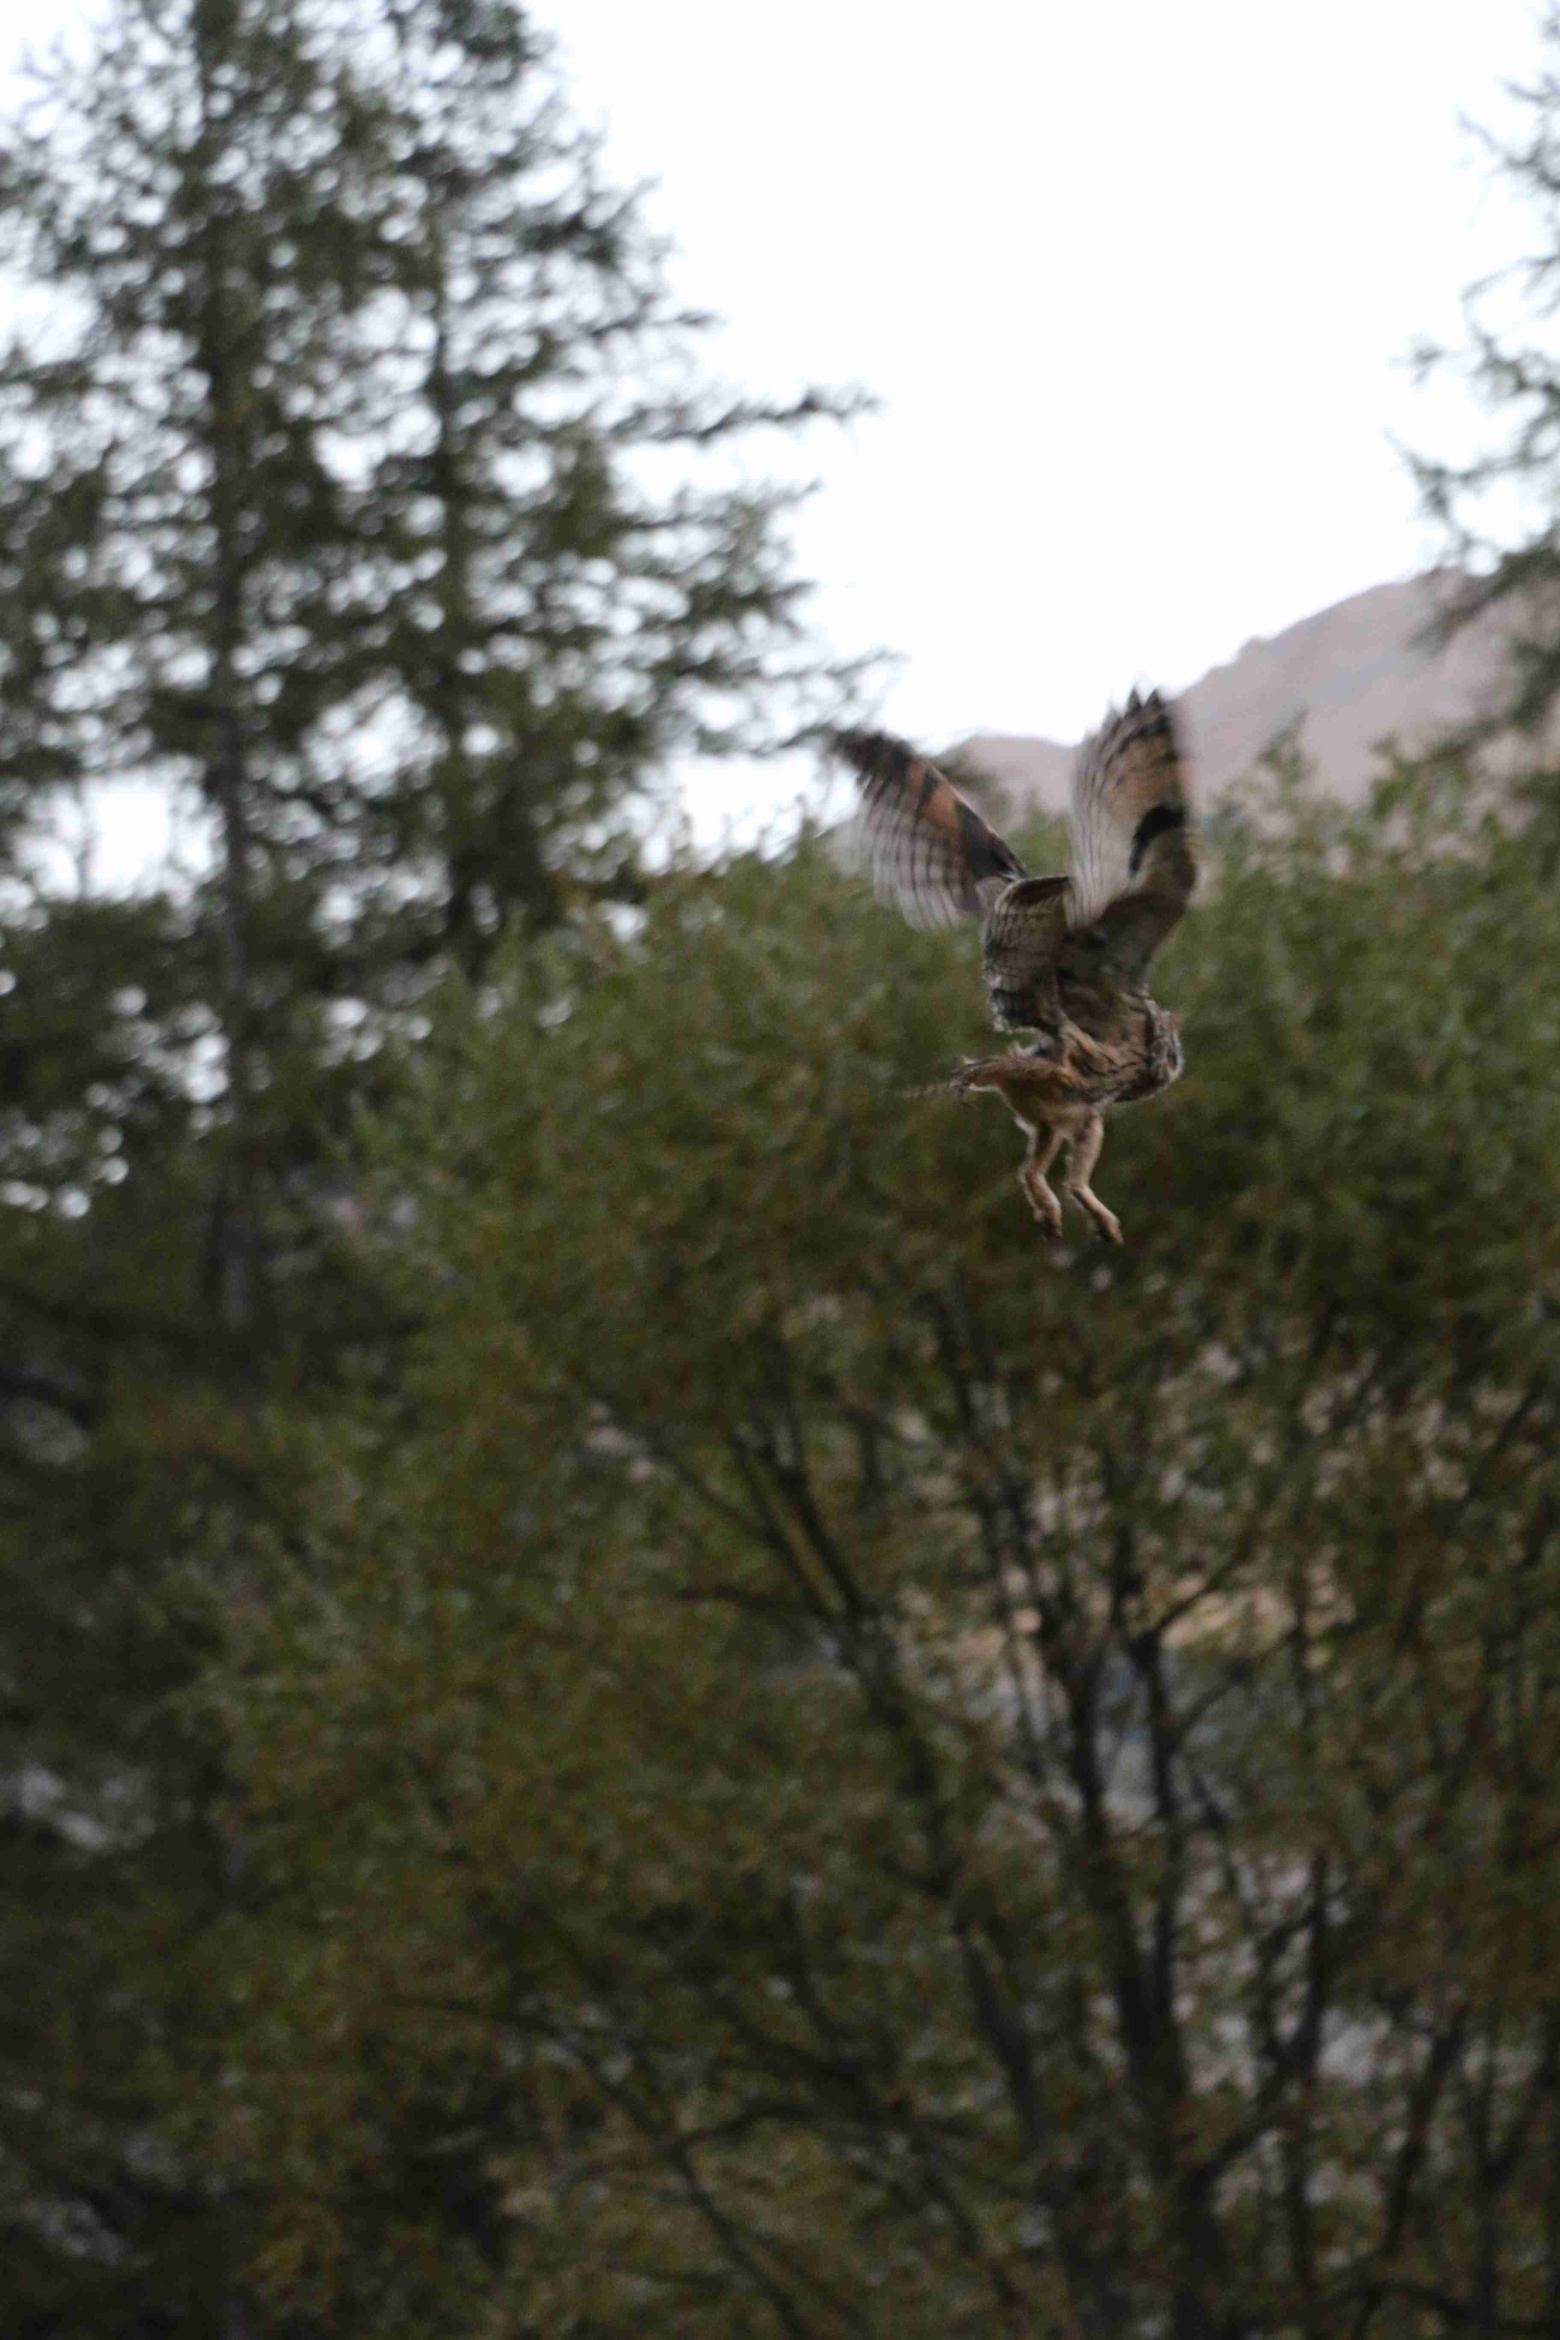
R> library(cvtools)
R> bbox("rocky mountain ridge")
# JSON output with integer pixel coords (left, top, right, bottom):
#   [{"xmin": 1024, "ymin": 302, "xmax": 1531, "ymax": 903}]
[{"xmin": 953, "ymin": 572, "xmax": 1520, "ymax": 813}]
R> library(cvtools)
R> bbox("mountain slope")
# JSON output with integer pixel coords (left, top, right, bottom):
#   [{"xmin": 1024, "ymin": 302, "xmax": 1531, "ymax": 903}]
[{"xmin": 953, "ymin": 573, "xmax": 1521, "ymax": 814}]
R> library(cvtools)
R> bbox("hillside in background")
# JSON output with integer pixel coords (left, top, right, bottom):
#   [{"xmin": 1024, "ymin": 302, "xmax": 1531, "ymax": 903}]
[{"xmin": 955, "ymin": 571, "xmax": 1521, "ymax": 810}]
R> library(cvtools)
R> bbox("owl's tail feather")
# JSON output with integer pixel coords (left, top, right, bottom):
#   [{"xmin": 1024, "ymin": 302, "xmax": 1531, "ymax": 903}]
[{"xmin": 905, "ymin": 1056, "xmax": 1017, "ymax": 1102}]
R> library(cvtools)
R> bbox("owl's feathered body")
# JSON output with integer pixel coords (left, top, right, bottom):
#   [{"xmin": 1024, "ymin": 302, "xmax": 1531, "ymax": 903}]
[{"xmin": 837, "ymin": 691, "xmax": 1196, "ymax": 1243}]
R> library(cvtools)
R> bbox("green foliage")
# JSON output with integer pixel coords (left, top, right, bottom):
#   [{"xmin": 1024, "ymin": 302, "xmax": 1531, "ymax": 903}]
[
  {"xmin": 0, "ymin": 1, "xmax": 859, "ymax": 2325},
  {"xmin": 0, "ymin": 0, "xmax": 859, "ymax": 968},
  {"xmin": 201, "ymin": 768, "xmax": 1560, "ymax": 2336},
  {"xmin": 8, "ymin": 6, "xmax": 1560, "ymax": 2335},
  {"xmin": 1412, "ymin": 3, "xmax": 1560, "ymax": 804}
]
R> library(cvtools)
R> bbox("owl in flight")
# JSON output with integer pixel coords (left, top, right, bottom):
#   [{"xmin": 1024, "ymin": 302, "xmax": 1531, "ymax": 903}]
[{"xmin": 837, "ymin": 692, "xmax": 1196, "ymax": 1245}]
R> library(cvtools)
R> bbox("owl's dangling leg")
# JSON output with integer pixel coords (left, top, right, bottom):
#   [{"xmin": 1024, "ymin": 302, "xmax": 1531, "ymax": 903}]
[
  {"xmin": 1064, "ymin": 1112, "xmax": 1122, "ymax": 1245},
  {"xmin": 1017, "ymin": 1122, "xmax": 1064, "ymax": 1239}
]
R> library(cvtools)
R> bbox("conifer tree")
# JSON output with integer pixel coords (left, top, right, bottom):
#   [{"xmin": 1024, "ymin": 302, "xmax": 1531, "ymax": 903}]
[
  {"xmin": 354, "ymin": 0, "xmax": 851, "ymax": 966},
  {"xmin": 0, "ymin": 1, "xmax": 854, "ymax": 2324},
  {"xmin": 1413, "ymin": 3, "xmax": 1560, "ymax": 774},
  {"xmin": 0, "ymin": 0, "xmax": 854, "ymax": 1304}
]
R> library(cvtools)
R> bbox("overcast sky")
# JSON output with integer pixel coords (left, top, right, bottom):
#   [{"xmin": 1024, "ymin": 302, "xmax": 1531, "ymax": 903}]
[
  {"xmin": 1, "ymin": 0, "xmax": 1548, "ymax": 864},
  {"xmin": 553, "ymin": 3, "xmax": 1540, "ymax": 730}
]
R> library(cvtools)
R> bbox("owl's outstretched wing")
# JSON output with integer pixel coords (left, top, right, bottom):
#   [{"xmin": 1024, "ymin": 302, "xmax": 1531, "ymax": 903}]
[
  {"xmin": 1066, "ymin": 689, "xmax": 1196, "ymax": 983},
  {"xmin": 834, "ymin": 728, "xmax": 1026, "ymax": 932}
]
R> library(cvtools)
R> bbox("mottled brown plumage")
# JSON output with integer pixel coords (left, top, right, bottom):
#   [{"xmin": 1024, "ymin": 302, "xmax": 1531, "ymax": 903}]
[{"xmin": 836, "ymin": 691, "xmax": 1196, "ymax": 1244}]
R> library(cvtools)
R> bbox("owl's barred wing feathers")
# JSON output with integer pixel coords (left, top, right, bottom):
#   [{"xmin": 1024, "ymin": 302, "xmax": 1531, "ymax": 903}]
[
  {"xmin": 982, "ymin": 876, "xmax": 1071, "ymax": 1031},
  {"xmin": 836, "ymin": 696, "xmax": 1194, "ymax": 1021},
  {"xmin": 834, "ymin": 728, "xmax": 1026, "ymax": 932},
  {"xmin": 1066, "ymin": 689, "xmax": 1196, "ymax": 983}
]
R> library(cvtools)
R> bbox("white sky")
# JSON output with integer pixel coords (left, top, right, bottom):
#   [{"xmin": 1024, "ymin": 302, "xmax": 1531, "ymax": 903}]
[{"xmin": 2, "ymin": 0, "xmax": 1549, "ymax": 870}]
